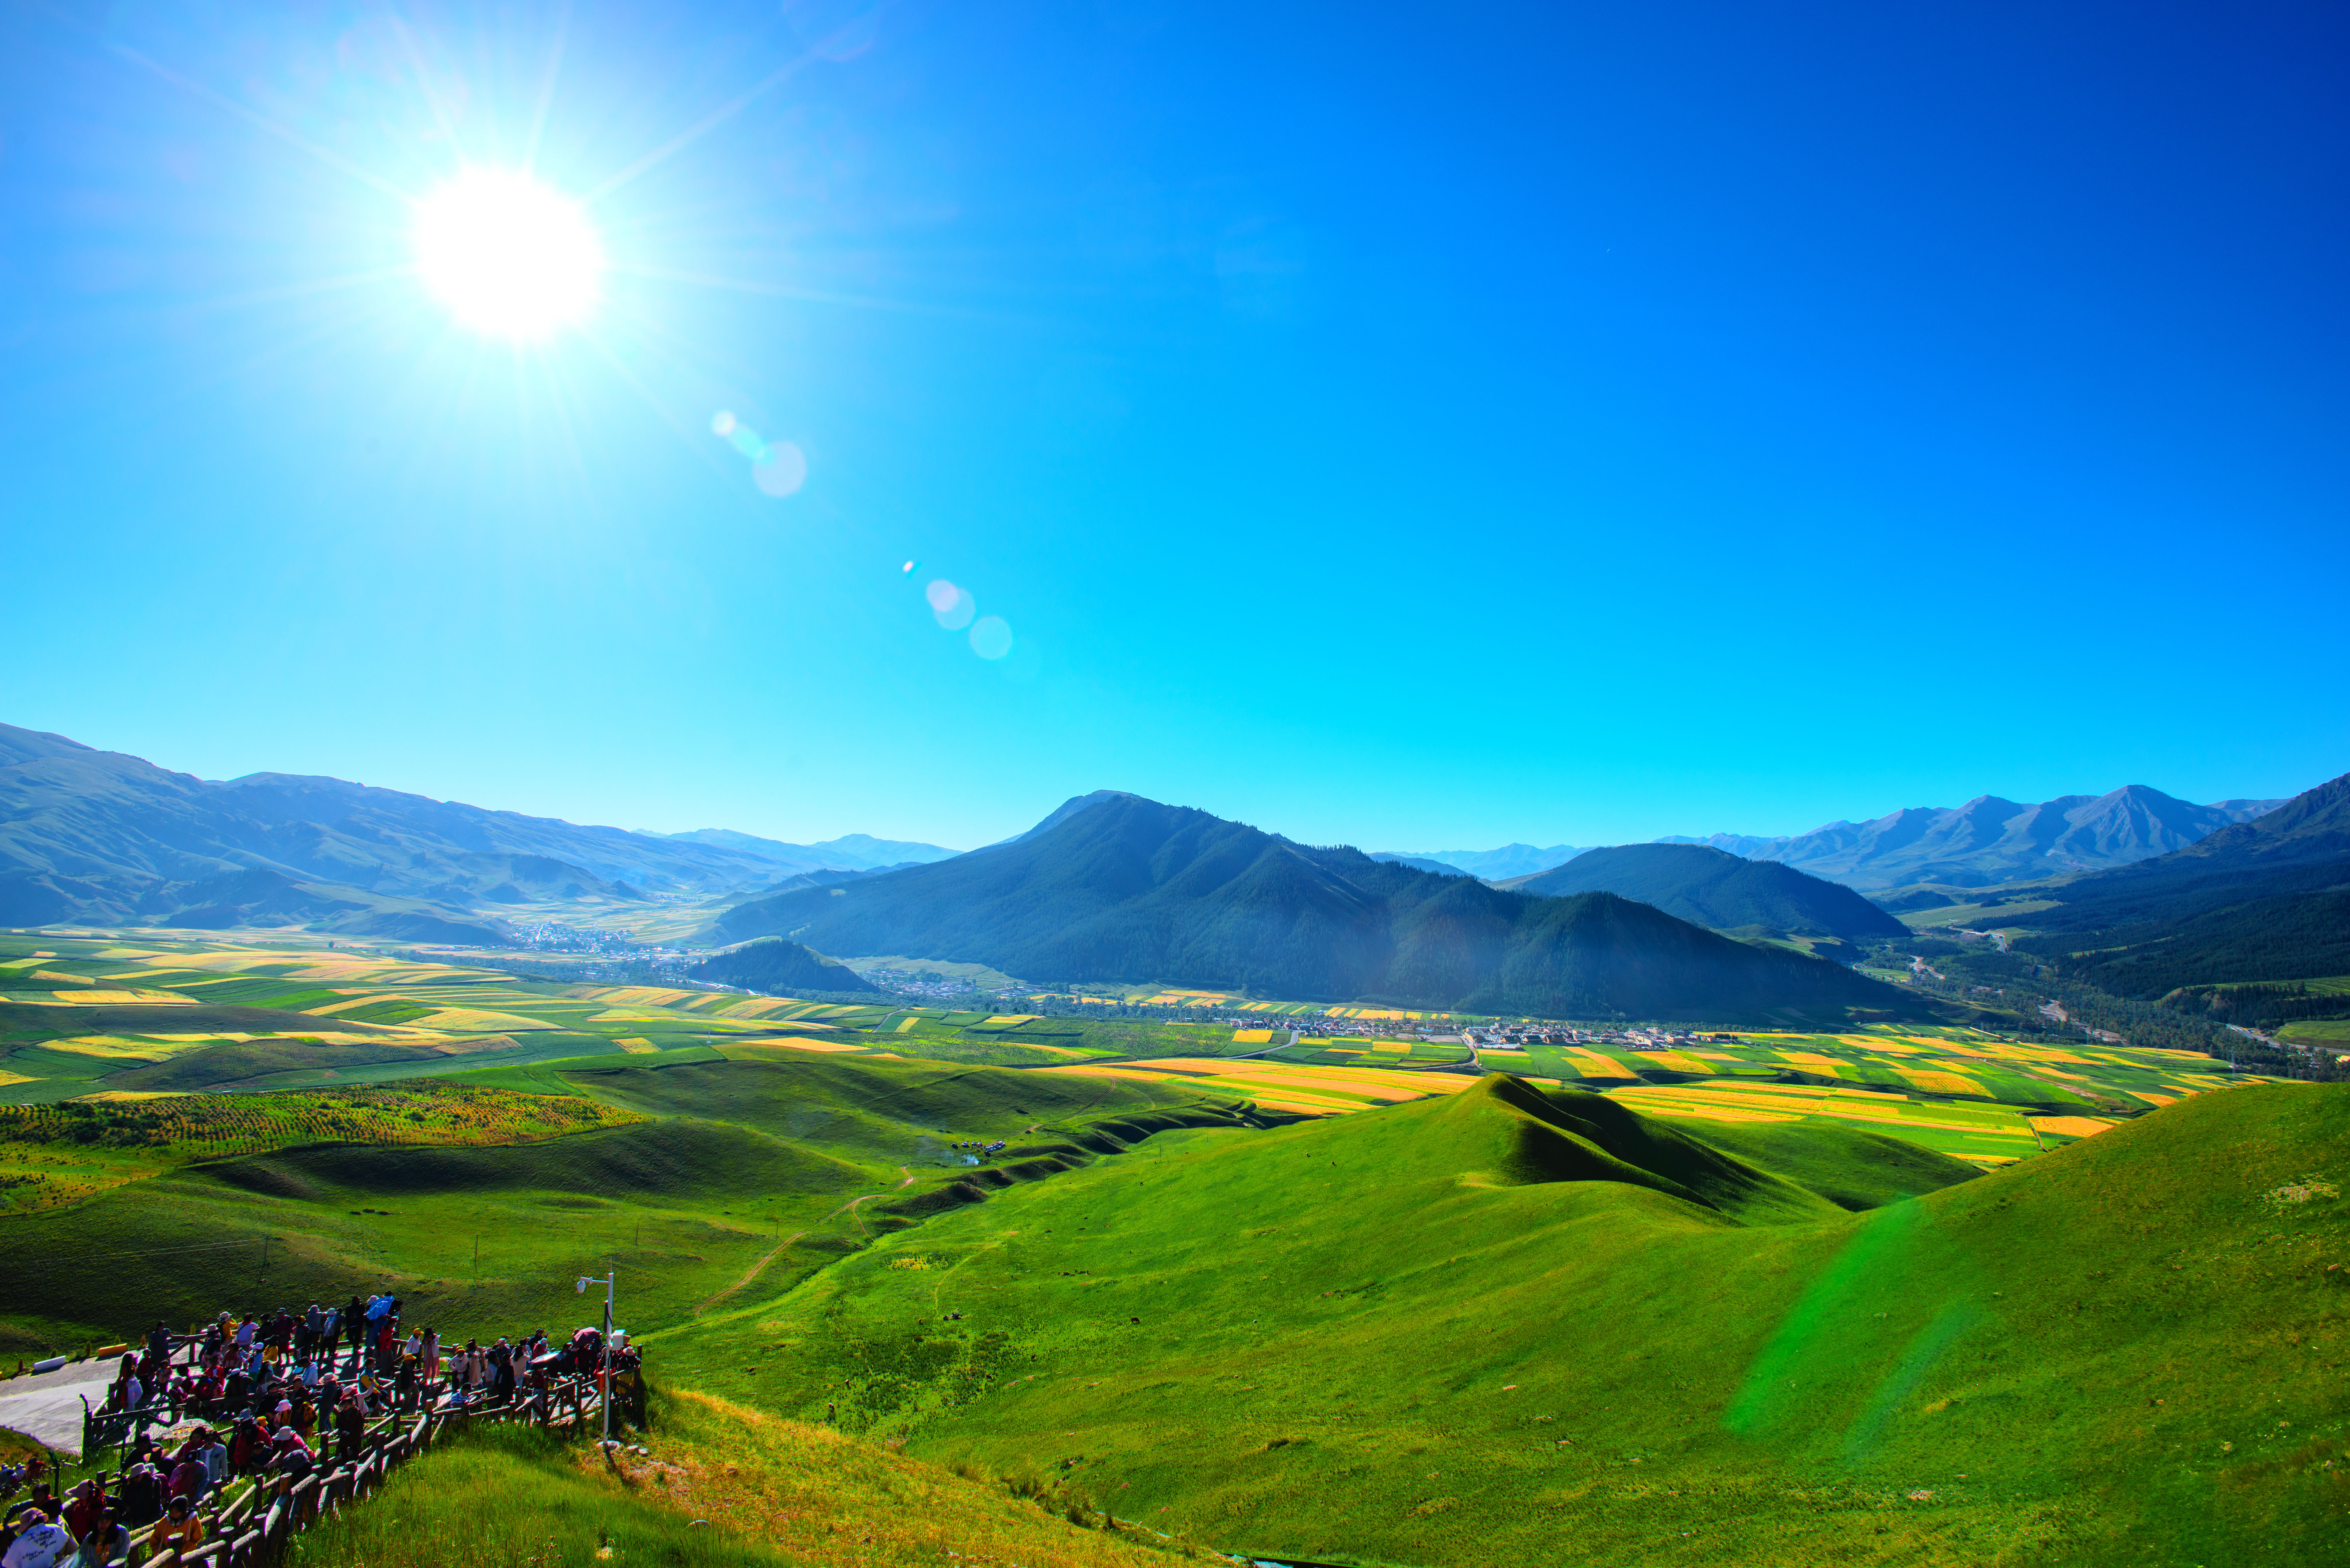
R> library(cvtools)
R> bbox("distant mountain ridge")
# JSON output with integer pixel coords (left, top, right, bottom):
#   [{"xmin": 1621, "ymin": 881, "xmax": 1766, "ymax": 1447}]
[
  {"xmin": 713, "ymin": 792, "xmax": 1923, "ymax": 1023},
  {"xmin": 0, "ymin": 721, "xmax": 939, "ymax": 942},
  {"xmin": 1371, "ymin": 843, "xmax": 1586, "ymax": 880},
  {"xmin": 643, "ymin": 827, "xmax": 959, "ymax": 873},
  {"xmin": 1499, "ymin": 843, "xmax": 1908, "ymax": 943},
  {"xmin": 1656, "ymin": 785, "xmax": 2286, "ymax": 891}
]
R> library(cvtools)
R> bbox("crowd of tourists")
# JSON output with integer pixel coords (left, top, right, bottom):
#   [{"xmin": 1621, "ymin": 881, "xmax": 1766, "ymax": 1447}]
[{"xmin": 0, "ymin": 1292, "xmax": 636, "ymax": 1568}]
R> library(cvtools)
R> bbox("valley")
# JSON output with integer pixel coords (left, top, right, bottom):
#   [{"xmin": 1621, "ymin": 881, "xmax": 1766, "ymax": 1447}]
[{"xmin": 4, "ymin": 753, "xmax": 2346, "ymax": 1567}]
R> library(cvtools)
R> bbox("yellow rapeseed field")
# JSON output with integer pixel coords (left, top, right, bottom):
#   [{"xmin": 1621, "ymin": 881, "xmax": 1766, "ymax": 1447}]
[
  {"xmin": 1898, "ymin": 1069, "xmax": 1987, "ymax": 1096},
  {"xmin": 2028, "ymin": 1116, "xmax": 2117, "ymax": 1138}
]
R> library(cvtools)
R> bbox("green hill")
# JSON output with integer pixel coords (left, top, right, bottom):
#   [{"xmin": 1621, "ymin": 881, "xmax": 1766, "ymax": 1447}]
[
  {"xmin": 715, "ymin": 794, "xmax": 1923, "ymax": 1023},
  {"xmin": 691, "ymin": 936, "xmax": 879, "ymax": 995},
  {"xmin": 656, "ymin": 1076, "xmax": 2349, "ymax": 1567},
  {"xmin": 0, "ymin": 1049, "xmax": 1250, "ymax": 1354},
  {"xmin": 1501, "ymin": 841, "xmax": 1908, "ymax": 940}
]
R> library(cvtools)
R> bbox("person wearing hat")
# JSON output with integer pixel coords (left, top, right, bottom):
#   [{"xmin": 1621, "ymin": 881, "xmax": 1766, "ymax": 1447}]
[
  {"xmin": 145, "ymin": 1497, "xmax": 203, "ymax": 1562},
  {"xmin": 0, "ymin": 1508, "xmax": 74, "ymax": 1568},
  {"xmin": 267, "ymin": 1425, "xmax": 315, "ymax": 1493},
  {"xmin": 335, "ymin": 1390, "xmax": 366, "ymax": 1463},
  {"xmin": 57, "ymin": 1482, "xmax": 104, "ymax": 1545}
]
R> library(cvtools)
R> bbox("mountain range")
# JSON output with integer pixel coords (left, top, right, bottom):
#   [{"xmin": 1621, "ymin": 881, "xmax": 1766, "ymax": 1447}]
[
  {"xmin": 643, "ymin": 827, "xmax": 957, "ymax": 874},
  {"xmin": 0, "ymin": 722, "xmax": 937, "ymax": 940},
  {"xmin": 1369, "ymin": 843, "xmax": 1585, "ymax": 880},
  {"xmin": 713, "ymin": 792, "xmax": 1922, "ymax": 1022},
  {"xmin": 1998, "ymin": 771, "xmax": 2350, "ymax": 999},
  {"xmin": 1498, "ymin": 843, "xmax": 1908, "ymax": 943},
  {"xmin": 1657, "ymin": 785, "xmax": 2286, "ymax": 891}
]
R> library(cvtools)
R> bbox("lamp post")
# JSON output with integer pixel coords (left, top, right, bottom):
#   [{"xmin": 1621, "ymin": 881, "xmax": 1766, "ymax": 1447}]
[{"xmin": 575, "ymin": 1270, "xmax": 615, "ymax": 1444}]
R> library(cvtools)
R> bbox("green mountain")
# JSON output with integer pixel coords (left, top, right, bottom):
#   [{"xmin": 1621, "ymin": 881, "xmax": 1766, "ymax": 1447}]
[
  {"xmin": 661, "ymin": 1075, "xmax": 2347, "ymax": 1567},
  {"xmin": 2006, "ymin": 770, "xmax": 2350, "ymax": 995},
  {"xmin": 714, "ymin": 793, "xmax": 1922, "ymax": 1022},
  {"xmin": 1499, "ymin": 841, "xmax": 1908, "ymax": 940},
  {"xmin": 691, "ymin": 937, "xmax": 879, "ymax": 995}
]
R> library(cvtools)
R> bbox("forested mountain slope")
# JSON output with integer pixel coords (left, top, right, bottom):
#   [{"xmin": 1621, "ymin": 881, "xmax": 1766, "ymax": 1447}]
[{"xmin": 1502, "ymin": 842, "xmax": 1907, "ymax": 940}]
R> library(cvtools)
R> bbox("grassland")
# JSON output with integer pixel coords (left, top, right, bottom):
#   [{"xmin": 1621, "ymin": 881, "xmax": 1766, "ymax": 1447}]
[
  {"xmin": 1, "ymin": 924, "xmax": 2339, "ymax": 1566},
  {"xmin": 648, "ymin": 1079, "xmax": 2350, "ymax": 1567},
  {"xmin": 0, "ymin": 1081, "xmax": 641, "ymax": 1212},
  {"xmin": 295, "ymin": 1391, "xmax": 1197, "ymax": 1568},
  {"xmin": 0, "ymin": 1047, "xmax": 1250, "ymax": 1359}
]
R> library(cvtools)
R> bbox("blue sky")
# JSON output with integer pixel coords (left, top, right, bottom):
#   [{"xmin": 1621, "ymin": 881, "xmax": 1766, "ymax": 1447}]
[{"xmin": 2, "ymin": 0, "xmax": 2344, "ymax": 853}]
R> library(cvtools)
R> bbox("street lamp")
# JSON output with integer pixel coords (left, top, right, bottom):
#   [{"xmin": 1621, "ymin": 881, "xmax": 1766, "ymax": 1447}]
[{"xmin": 576, "ymin": 1271, "xmax": 615, "ymax": 1444}]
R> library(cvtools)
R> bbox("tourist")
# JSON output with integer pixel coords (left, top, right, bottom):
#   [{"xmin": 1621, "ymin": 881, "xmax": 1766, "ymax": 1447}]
[
  {"xmin": 114, "ymin": 1458, "xmax": 162, "ymax": 1531},
  {"xmin": 0, "ymin": 1508, "xmax": 73, "ymax": 1568},
  {"xmin": 147, "ymin": 1496, "xmax": 204, "ymax": 1562},
  {"xmin": 56, "ymin": 1484, "xmax": 103, "ymax": 1545},
  {"xmin": 335, "ymin": 1393, "xmax": 366, "ymax": 1463},
  {"xmin": 63, "ymin": 1509, "xmax": 125, "ymax": 1568}
]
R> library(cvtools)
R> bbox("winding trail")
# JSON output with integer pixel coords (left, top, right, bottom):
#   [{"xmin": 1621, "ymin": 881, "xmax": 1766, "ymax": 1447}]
[{"xmin": 691, "ymin": 1167, "xmax": 913, "ymax": 1315}]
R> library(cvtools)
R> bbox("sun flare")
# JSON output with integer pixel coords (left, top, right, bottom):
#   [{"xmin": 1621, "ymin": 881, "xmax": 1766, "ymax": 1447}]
[{"xmin": 413, "ymin": 169, "xmax": 603, "ymax": 339}]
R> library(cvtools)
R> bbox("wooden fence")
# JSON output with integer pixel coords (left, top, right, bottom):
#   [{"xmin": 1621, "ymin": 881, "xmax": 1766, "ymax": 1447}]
[{"xmin": 62, "ymin": 1373, "xmax": 618, "ymax": 1568}]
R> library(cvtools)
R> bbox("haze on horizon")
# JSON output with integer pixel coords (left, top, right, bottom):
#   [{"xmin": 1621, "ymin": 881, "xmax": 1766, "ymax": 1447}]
[{"xmin": 2, "ymin": 0, "xmax": 2344, "ymax": 853}]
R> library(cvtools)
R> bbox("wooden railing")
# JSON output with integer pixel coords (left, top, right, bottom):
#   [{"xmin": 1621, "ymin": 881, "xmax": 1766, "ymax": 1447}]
[{"xmin": 59, "ymin": 1373, "xmax": 619, "ymax": 1568}]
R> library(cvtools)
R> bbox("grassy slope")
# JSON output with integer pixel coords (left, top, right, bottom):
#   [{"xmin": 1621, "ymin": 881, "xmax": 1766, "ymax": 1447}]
[
  {"xmin": 296, "ymin": 1391, "xmax": 1199, "ymax": 1568},
  {"xmin": 0, "ymin": 1051, "xmax": 1243, "ymax": 1354},
  {"xmin": 655, "ymin": 1077, "xmax": 2350, "ymax": 1567}
]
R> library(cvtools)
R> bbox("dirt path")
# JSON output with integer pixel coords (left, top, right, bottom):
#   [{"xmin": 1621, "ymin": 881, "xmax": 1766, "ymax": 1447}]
[{"xmin": 691, "ymin": 1167, "xmax": 913, "ymax": 1315}]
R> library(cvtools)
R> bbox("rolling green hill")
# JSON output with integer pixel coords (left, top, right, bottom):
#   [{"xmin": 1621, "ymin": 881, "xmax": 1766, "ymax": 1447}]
[
  {"xmin": 715, "ymin": 794, "xmax": 1924, "ymax": 1024},
  {"xmin": 1500, "ymin": 841, "xmax": 1908, "ymax": 940},
  {"xmin": 691, "ymin": 936, "xmax": 879, "ymax": 995},
  {"xmin": 655, "ymin": 1075, "xmax": 2350, "ymax": 1567},
  {"xmin": 0, "ymin": 1050, "xmax": 1252, "ymax": 1355}
]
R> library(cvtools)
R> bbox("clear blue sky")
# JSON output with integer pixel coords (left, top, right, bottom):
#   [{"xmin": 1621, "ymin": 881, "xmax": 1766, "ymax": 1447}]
[{"xmin": 3, "ymin": 0, "xmax": 2344, "ymax": 852}]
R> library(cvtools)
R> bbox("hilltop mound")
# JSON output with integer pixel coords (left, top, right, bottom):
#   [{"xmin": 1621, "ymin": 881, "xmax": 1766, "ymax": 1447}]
[
  {"xmin": 713, "ymin": 793, "xmax": 1921, "ymax": 1023},
  {"xmin": 1502, "ymin": 841, "xmax": 1907, "ymax": 940},
  {"xmin": 690, "ymin": 937, "xmax": 878, "ymax": 995}
]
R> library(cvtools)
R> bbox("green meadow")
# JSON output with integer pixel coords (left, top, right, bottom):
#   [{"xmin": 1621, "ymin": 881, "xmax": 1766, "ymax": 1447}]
[
  {"xmin": 648, "ymin": 1079, "xmax": 2350, "ymax": 1567},
  {"xmin": 0, "ymin": 1049, "xmax": 1250, "ymax": 1357}
]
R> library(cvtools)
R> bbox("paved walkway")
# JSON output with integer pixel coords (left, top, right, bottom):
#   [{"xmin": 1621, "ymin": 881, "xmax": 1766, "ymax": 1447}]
[{"xmin": 0, "ymin": 1360, "xmax": 115, "ymax": 1457}]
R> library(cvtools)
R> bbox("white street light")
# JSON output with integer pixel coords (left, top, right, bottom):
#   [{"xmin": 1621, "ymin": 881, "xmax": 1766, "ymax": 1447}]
[{"xmin": 576, "ymin": 1270, "xmax": 616, "ymax": 1444}]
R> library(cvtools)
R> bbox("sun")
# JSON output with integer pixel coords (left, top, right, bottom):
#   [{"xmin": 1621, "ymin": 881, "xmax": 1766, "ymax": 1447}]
[{"xmin": 413, "ymin": 169, "xmax": 604, "ymax": 339}]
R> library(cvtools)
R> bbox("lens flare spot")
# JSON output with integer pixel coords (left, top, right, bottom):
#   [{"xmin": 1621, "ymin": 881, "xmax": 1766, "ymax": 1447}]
[
  {"xmin": 933, "ymin": 587, "xmax": 977, "ymax": 631},
  {"xmin": 924, "ymin": 579, "xmax": 959, "ymax": 613},
  {"xmin": 969, "ymin": 616, "xmax": 1014, "ymax": 660},
  {"xmin": 902, "ymin": 560, "xmax": 918, "ymax": 574},
  {"xmin": 413, "ymin": 169, "xmax": 603, "ymax": 339},
  {"xmin": 711, "ymin": 411, "xmax": 738, "ymax": 437},
  {"xmin": 753, "ymin": 442, "xmax": 808, "ymax": 497}
]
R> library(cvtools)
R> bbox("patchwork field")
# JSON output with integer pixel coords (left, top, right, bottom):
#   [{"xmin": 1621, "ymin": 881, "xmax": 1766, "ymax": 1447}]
[{"xmin": 1, "ymin": 932, "xmax": 2282, "ymax": 1186}]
